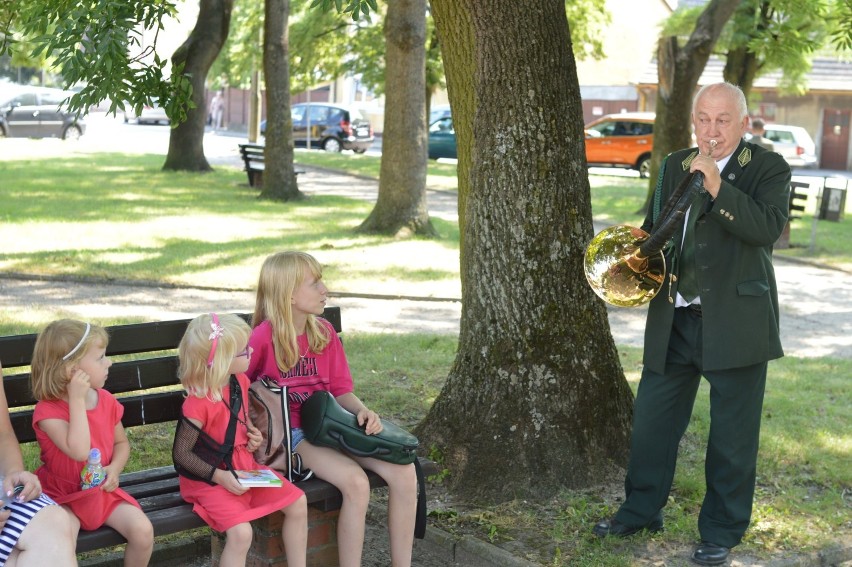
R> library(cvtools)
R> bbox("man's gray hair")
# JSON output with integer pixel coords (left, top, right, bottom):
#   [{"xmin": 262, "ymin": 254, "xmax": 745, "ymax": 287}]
[{"xmin": 693, "ymin": 82, "xmax": 748, "ymax": 120}]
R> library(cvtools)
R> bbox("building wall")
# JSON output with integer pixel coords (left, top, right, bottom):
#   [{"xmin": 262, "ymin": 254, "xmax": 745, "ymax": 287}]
[{"xmin": 575, "ymin": 0, "xmax": 673, "ymax": 86}]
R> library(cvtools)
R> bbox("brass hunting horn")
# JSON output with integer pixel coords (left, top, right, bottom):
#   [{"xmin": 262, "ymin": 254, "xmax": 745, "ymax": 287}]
[{"xmin": 584, "ymin": 140, "xmax": 716, "ymax": 307}]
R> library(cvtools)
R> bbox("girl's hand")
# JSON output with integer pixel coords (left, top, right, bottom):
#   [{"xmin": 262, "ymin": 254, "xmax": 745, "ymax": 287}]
[
  {"xmin": 6, "ymin": 470, "xmax": 41, "ymax": 503},
  {"xmin": 246, "ymin": 425, "xmax": 263, "ymax": 453},
  {"xmin": 101, "ymin": 466, "xmax": 121, "ymax": 493},
  {"xmin": 357, "ymin": 408, "xmax": 383, "ymax": 436},
  {"xmin": 213, "ymin": 469, "xmax": 248, "ymax": 496},
  {"xmin": 0, "ymin": 509, "xmax": 9, "ymax": 531},
  {"xmin": 67, "ymin": 369, "xmax": 91, "ymax": 401}
]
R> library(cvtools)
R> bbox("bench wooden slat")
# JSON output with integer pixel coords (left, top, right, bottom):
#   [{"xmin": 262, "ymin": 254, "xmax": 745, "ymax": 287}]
[
  {"xmin": 4, "ymin": 357, "xmax": 180, "ymax": 407},
  {"xmin": 76, "ymin": 504, "xmax": 206, "ymax": 553},
  {"xmin": 12, "ymin": 390, "xmax": 186, "ymax": 443}
]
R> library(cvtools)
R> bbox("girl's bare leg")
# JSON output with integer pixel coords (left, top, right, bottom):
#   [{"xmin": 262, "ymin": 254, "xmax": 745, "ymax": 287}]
[{"xmin": 281, "ymin": 493, "xmax": 308, "ymax": 567}]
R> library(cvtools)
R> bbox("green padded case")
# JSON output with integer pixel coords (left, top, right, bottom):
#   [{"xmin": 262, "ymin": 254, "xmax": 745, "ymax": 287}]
[{"xmin": 301, "ymin": 391, "xmax": 419, "ymax": 465}]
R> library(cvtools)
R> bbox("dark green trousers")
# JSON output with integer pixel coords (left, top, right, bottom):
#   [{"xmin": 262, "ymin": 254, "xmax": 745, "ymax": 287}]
[{"xmin": 615, "ymin": 308, "xmax": 768, "ymax": 547}]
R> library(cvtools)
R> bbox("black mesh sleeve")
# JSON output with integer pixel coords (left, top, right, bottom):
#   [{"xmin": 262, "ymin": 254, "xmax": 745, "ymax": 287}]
[{"xmin": 172, "ymin": 416, "xmax": 229, "ymax": 484}]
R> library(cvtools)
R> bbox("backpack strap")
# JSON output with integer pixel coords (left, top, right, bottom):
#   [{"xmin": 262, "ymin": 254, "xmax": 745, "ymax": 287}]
[
  {"xmin": 221, "ymin": 375, "xmax": 242, "ymax": 472},
  {"xmin": 413, "ymin": 458, "xmax": 427, "ymax": 539}
]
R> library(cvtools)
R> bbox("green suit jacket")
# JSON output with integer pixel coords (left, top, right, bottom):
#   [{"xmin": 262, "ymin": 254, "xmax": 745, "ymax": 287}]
[{"xmin": 640, "ymin": 141, "xmax": 791, "ymax": 373}]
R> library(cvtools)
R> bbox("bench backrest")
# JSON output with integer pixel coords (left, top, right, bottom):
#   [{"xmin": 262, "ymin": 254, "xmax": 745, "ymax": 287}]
[
  {"xmin": 0, "ymin": 307, "xmax": 342, "ymax": 443},
  {"xmin": 238, "ymin": 144, "xmax": 265, "ymax": 161}
]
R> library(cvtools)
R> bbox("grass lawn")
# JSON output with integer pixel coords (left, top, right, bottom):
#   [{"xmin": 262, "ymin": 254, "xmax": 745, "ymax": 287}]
[{"xmin": 1, "ymin": 145, "xmax": 850, "ymax": 565}]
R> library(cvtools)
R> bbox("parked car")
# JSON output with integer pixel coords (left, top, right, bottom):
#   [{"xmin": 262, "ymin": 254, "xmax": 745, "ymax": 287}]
[
  {"xmin": 584, "ymin": 112, "xmax": 655, "ymax": 178},
  {"xmin": 0, "ymin": 86, "xmax": 85, "ymax": 140},
  {"xmin": 428, "ymin": 116, "xmax": 457, "ymax": 160},
  {"xmin": 746, "ymin": 123, "xmax": 818, "ymax": 169},
  {"xmin": 429, "ymin": 104, "xmax": 451, "ymax": 125},
  {"xmin": 124, "ymin": 99, "xmax": 170, "ymax": 125},
  {"xmin": 261, "ymin": 103, "xmax": 373, "ymax": 153}
]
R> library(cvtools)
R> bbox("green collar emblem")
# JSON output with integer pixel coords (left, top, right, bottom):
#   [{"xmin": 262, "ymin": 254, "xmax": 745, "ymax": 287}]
[
  {"xmin": 682, "ymin": 151, "xmax": 698, "ymax": 171},
  {"xmin": 738, "ymin": 147, "xmax": 752, "ymax": 167}
]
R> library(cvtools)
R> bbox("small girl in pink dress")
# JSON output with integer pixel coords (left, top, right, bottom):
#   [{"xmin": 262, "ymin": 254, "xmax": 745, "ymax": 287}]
[
  {"xmin": 30, "ymin": 319, "xmax": 154, "ymax": 567},
  {"xmin": 174, "ymin": 312, "xmax": 307, "ymax": 567}
]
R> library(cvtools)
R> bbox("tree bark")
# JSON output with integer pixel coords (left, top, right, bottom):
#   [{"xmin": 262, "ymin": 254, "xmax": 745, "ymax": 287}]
[
  {"xmin": 163, "ymin": 0, "xmax": 233, "ymax": 172},
  {"xmin": 723, "ymin": 1, "xmax": 774, "ymax": 100},
  {"xmin": 723, "ymin": 46, "xmax": 760, "ymax": 99},
  {"xmin": 418, "ymin": 0, "xmax": 633, "ymax": 502},
  {"xmin": 428, "ymin": 0, "xmax": 474, "ymax": 255},
  {"xmin": 357, "ymin": 0, "xmax": 434, "ymax": 236},
  {"xmin": 261, "ymin": 0, "xmax": 302, "ymax": 201},
  {"xmin": 643, "ymin": 0, "xmax": 742, "ymax": 204}
]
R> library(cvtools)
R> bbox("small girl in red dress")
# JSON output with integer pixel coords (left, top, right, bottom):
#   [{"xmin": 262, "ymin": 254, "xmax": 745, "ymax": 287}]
[
  {"xmin": 174, "ymin": 312, "xmax": 307, "ymax": 567},
  {"xmin": 30, "ymin": 319, "xmax": 154, "ymax": 567}
]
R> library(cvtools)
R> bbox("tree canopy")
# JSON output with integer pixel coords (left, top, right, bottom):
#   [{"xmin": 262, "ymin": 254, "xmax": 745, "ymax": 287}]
[{"xmin": 1, "ymin": 0, "xmax": 192, "ymax": 120}]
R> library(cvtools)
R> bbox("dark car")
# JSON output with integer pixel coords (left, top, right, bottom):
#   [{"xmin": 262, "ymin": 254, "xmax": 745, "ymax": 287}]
[
  {"xmin": 429, "ymin": 104, "xmax": 451, "ymax": 124},
  {"xmin": 428, "ymin": 116, "xmax": 457, "ymax": 160},
  {"xmin": 0, "ymin": 86, "xmax": 85, "ymax": 140},
  {"xmin": 262, "ymin": 103, "xmax": 374, "ymax": 153},
  {"xmin": 584, "ymin": 112, "xmax": 655, "ymax": 178}
]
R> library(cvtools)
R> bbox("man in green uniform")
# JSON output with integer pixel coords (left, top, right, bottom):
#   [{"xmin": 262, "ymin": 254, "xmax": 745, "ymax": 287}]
[{"xmin": 593, "ymin": 83, "xmax": 791, "ymax": 566}]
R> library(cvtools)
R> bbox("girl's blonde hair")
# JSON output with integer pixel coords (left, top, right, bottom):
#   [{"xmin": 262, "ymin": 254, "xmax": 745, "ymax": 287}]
[
  {"xmin": 252, "ymin": 251, "xmax": 330, "ymax": 371},
  {"xmin": 31, "ymin": 319, "xmax": 109, "ymax": 401},
  {"xmin": 178, "ymin": 312, "xmax": 251, "ymax": 401}
]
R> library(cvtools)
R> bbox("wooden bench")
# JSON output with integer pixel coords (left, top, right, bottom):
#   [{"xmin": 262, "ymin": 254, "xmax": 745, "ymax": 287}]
[
  {"xmin": 776, "ymin": 180, "xmax": 809, "ymax": 249},
  {"xmin": 238, "ymin": 143, "xmax": 304, "ymax": 188},
  {"xmin": 0, "ymin": 307, "xmax": 436, "ymax": 565}
]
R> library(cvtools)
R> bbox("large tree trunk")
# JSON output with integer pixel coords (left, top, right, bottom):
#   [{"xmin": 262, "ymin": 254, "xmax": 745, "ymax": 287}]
[
  {"xmin": 261, "ymin": 0, "xmax": 302, "ymax": 201},
  {"xmin": 357, "ymin": 0, "xmax": 434, "ymax": 236},
  {"xmin": 163, "ymin": 0, "xmax": 233, "ymax": 172},
  {"xmin": 418, "ymin": 0, "xmax": 634, "ymax": 502},
  {"xmin": 643, "ymin": 0, "xmax": 742, "ymax": 205},
  {"xmin": 723, "ymin": 1, "xmax": 773, "ymax": 99},
  {"xmin": 723, "ymin": 46, "xmax": 760, "ymax": 99}
]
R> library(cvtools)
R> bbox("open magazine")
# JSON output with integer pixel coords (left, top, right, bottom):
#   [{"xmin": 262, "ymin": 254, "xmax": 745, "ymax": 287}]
[{"xmin": 234, "ymin": 469, "xmax": 283, "ymax": 487}]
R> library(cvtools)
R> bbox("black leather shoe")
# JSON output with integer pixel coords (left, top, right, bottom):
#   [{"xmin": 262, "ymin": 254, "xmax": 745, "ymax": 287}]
[
  {"xmin": 592, "ymin": 516, "xmax": 663, "ymax": 538},
  {"xmin": 691, "ymin": 542, "xmax": 730, "ymax": 565}
]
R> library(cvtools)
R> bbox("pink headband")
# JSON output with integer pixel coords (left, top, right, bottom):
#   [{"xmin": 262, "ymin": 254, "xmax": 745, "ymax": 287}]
[{"xmin": 206, "ymin": 313, "xmax": 225, "ymax": 368}]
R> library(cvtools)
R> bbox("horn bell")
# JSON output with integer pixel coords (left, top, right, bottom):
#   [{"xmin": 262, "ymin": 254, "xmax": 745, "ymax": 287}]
[{"xmin": 583, "ymin": 225, "xmax": 666, "ymax": 308}]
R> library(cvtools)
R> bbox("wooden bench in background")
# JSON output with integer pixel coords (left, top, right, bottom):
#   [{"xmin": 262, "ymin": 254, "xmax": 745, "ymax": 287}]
[
  {"xmin": 776, "ymin": 180, "xmax": 809, "ymax": 249},
  {"xmin": 238, "ymin": 143, "xmax": 305, "ymax": 188},
  {"xmin": 0, "ymin": 307, "xmax": 436, "ymax": 565}
]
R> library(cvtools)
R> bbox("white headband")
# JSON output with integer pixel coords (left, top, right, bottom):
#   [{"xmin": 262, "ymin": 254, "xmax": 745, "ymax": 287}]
[{"xmin": 62, "ymin": 323, "xmax": 91, "ymax": 361}]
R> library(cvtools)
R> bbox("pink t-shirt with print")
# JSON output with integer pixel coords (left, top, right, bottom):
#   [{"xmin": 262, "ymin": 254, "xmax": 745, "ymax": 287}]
[{"xmin": 247, "ymin": 318, "xmax": 354, "ymax": 427}]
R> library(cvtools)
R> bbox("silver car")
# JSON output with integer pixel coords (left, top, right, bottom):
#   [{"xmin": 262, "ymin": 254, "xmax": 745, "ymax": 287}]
[
  {"xmin": 123, "ymin": 99, "xmax": 170, "ymax": 125},
  {"xmin": 756, "ymin": 124, "xmax": 819, "ymax": 169},
  {"xmin": 0, "ymin": 86, "xmax": 85, "ymax": 139}
]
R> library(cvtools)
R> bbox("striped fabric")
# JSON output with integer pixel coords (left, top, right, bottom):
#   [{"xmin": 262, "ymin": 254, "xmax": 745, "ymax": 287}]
[{"xmin": 0, "ymin": 494, "xmax": 57, "ymax": 566}]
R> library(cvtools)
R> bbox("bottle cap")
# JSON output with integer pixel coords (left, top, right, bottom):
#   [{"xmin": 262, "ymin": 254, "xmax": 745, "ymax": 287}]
[{"xmin": 89, "ymin": 448, "xmax": 101, "ymax": 461}]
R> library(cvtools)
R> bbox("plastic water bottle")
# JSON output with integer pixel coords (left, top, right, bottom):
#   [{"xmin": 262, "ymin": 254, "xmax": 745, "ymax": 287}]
[{"xmin": 81, "ymin": 448, "xmax": 106, "ymax": 490}]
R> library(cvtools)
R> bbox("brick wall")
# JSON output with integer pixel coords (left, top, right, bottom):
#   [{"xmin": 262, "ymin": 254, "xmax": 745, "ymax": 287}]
[{"xmin": 211, "ymin": 507, "xmax": 340, "ymax": 567}]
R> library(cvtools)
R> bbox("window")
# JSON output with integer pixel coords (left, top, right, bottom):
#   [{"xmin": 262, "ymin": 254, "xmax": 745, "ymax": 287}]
[
  {"xmin": 429, "ymin": 117, "xmax": 454, "ymax": 134},
  {"xmin": 308, "ymin": 105, "xmax": 330, "ymax": 123},
  {"xmin": 10, "ymin": 93, "xmax": 38, "ymax": 106}
]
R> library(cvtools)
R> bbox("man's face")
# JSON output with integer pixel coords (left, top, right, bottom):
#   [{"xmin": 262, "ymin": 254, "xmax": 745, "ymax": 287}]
[{"xmin": 692, "ymin": 87, "xmax": 749, "ymax": 159}]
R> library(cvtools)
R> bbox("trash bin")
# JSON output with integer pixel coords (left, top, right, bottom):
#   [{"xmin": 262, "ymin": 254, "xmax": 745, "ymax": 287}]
[{"xmin": 818, "ymin": 182, "xmax": 847, "ymax": 222}]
